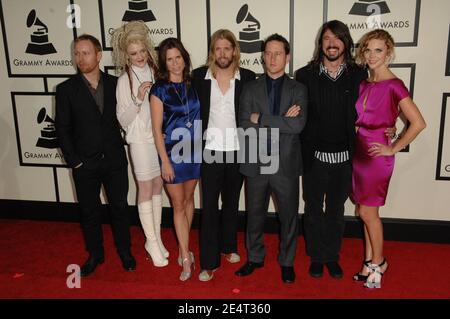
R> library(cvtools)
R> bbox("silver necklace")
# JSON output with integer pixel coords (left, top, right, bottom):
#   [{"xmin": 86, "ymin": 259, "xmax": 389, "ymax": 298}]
[
  {"xmin": 130, "ymin": 65, "xmax": 154, "ymax": 106},
  {"xmin": 131, "ymin": 65, "xmax": 155, "ymax": 84},
  {"xmin": 171, "ymin": 82, "xmax": 192, "ymax": 128}
]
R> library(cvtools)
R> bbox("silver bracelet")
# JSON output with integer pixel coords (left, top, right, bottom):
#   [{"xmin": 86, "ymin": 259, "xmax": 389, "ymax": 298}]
[{"xmin": 131, "ymin": 95, "xmax": 142, "ymax": 107}]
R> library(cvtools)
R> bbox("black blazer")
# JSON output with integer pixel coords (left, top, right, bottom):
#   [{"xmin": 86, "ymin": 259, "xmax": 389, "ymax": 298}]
[
  {"xmin": 295, "ymin": 64, "xmax": 367, "ymax": 173},
  {"xmin": 239, "ymin": 74, "xmax": 308, "ymax": 178},
  {"xmin": 55, "ymin": 72, "xmax": 127, "ymax": 169},
  {"xmin": 192, "ymin": 66, "xmax": 256, "ymax": 149}
]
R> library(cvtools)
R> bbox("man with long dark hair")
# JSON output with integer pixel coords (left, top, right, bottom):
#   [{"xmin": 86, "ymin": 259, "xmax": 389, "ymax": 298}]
[{"xmin": 295, "ymin": 20, "xmax": 367, "ymax": 279}]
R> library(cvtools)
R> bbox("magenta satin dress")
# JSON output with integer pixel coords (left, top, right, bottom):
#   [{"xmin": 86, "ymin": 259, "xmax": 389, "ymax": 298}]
[{"xmin": 351, "ymin": 78, "xmax": 409, "ymax": 206}]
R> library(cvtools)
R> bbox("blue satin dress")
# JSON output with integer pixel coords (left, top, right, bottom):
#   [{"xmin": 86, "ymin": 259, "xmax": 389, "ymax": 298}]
[{"xmin": 150, "ymin": 80, "xmax": 201, "ymax": 184}]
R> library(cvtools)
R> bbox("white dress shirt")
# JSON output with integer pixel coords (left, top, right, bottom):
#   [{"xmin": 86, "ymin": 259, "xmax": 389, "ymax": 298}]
[{"xmin": 204, "ymin": 68, "xmax": 240, "ymax": 151}]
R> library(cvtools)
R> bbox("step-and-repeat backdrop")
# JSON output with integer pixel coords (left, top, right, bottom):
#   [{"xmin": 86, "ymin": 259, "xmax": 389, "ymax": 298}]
[{"xmin": 0, "ymin": 0, "xmax": 449, "ymax": 221}]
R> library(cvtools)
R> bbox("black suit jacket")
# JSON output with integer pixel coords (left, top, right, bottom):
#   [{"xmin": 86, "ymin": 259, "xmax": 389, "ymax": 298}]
[
  {"xmin": 239, "ymin": 74, "xmax": 308, "ymax": 177},
  {"xmin": 295, "ymin": 64, "xmax": 367, "ymax": 173},
  {"xmin": 55, "ymin": 72, "xmax": 127, "ymax": 169},
  {"xmin": 192, "ymin": 66, "xmax": 256, "ymax": 149}
]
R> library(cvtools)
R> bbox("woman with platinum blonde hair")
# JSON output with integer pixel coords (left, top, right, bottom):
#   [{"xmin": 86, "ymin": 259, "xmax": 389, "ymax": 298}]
[{"xmin": 111, "ymin": 20, "xmax": 168, "ymax": 267}]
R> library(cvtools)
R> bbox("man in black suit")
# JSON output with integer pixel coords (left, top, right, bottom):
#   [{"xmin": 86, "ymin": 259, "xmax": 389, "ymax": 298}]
[
  {"xmin": 193, "ymin": 29, "xmax": 255, "ymax": 282},
  {"xmin": 55, "ymin": 34, "xmax": 135, "ymax": 277},
  {"xmin": 235, "ymin": 34, "xmax": 308, "ymax": 283}
]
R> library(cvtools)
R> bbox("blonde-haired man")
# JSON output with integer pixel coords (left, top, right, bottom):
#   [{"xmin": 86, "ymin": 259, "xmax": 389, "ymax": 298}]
[{"xmin": 193, "ymin": 29, "xmax": 255, "ymax": 281}]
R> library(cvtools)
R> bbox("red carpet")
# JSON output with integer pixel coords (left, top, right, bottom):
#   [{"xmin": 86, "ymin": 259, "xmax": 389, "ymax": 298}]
[{"xmin": 0, "ymin": 219, "xmax": 449, "ymax": 299}]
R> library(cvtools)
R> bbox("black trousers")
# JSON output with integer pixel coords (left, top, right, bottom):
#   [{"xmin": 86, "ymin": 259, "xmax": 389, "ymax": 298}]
[
  {"xmin": 200, "ymin": 151, "xmax": 243, "ymax": 270},
  {"xmin": 302, "ymin": 159, "xmax": 352, "ymax": 263},
  {"xmin": 246, "ymin": 174, "xmax": 299, "ymax": 267},
  {"xmin": 72, "ymin": 160, "xmax": 130, "ymax": 259}
]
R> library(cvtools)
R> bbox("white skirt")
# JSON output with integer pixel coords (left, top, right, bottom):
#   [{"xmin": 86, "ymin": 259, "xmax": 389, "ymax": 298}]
[{"xmin": 129, "ymin": 142, "xmax": 161, "ymax": 181}]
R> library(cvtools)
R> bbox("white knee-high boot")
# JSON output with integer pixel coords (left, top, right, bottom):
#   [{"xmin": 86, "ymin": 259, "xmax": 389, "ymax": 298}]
[
  {"xmin": 152, "ymin": 195, "xmax": 169, "ymax": 258},
  {"xmin": 138, "ymin": 201, "xmax": 168, "ymax": 267}
]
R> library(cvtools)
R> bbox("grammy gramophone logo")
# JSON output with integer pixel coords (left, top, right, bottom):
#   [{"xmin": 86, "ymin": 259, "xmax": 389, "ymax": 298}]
[
  {"xmin": 236, "ymin": 4, "xmax": 263, "ymax": 54},
  {"xmin": 349, "ymin": 0, "xmax": 391, "ymax": 16},
  {"xmin": 36, "ymin": 107, "xmax": 58, "ymax": 149},
  {"xmin": 122, "ymin": 0, "xmax": 156, "ymax": 22},
  {"xmin": 25, "ymin": 9, "xmax": 57, "ymax": 55}
]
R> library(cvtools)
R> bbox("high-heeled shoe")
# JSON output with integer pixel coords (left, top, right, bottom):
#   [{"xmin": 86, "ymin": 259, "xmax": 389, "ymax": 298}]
[
  {"xmin": 353, "ymin": 259, "xmax": 372, "ymax": 281},
  {"xmin": 177, "ymin": 251, "xmax": 194, "ymax": 267},
  {"xmin": 364, "ymin": 259, "xmax": 388, "ymax": 289},
  {"xmin": 179, "ymin": 254, "xmax": 195, "ymax": 282}
]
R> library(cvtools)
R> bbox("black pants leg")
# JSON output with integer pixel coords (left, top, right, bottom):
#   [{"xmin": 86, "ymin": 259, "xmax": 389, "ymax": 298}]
[
  {"xmin": 200, "ymin": 151, "xmax": 244, "ymax": 270},
  {"xmin": 200, "ymin": 157, "xmax": 225, "ymax": 270},
  {"xmin": 303, "ymin": 159, "xmax": 351, "ymax": 263},
  {"xmin": 323, "ymin": 161, "xmax": 351, "ymax": 262},
  {"xmin": 270, "ymin": 175, "xmax": 299, "ymax": 267},
  {"xmin": 101, "ymin": 163, "xmax": 131, "ymax": 256},
  {"xmin": 245, "ymin": 174, "xmax": 270, "ymax": 264},
  {"xmin": 219, "ymin": 154, "xmax": 243, "ymax": 254},
  {"xmin": 72, "ymin": 166, "xmax": 104, "ymax": 259}
]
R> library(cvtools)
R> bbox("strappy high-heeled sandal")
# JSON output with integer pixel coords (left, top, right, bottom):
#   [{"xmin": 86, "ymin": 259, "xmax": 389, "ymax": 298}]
[
  {"xmin": 178, "ymin": 251, "xmax": 194, "ymax": 267},
  {"xmin": 364, "ymin": 258, "xmax": 388, "ymax": 289},
  {"xmin": 179, "ymin": 253, "xmax": 195, "ymax": 282},
  {"xmin": 353, "ymin": 259, "xmax": 372, "ymax": 281}
]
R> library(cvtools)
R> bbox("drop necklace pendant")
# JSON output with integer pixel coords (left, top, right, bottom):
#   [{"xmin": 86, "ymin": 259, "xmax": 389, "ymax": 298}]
[{"xmin": 172, "ymin": 82, "xmax": 192, "ymax": 128}]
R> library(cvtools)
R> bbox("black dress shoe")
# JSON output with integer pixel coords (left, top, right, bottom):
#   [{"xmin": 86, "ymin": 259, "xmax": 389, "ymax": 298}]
[
  {"xmin": 281, "ymin": 266, "xmax": 295, "ymax": 283},
  {"xmin": 80, "ymin": 255, "xmax": 104, "ymax": 277},
  {"xmin": 119, "ymin": 253, "xmax": 136, "ymax": 272},
  {"xmin": 235, "ymin": 261, "xmax": 263, "ymax": 277},
  {"xmin": 325, "ymin": 261, "xmax": 343, "ymax": 279},
  {"xmin": 309, "ymin": 262, "xmax": 323, "ymax": 278}
]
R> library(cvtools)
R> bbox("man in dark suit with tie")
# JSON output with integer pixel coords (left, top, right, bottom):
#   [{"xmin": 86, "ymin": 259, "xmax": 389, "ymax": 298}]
[
  {"xmin": 55, "ymin": 34, "xmax": 135, "ymax": 277},
  {"xmin": 235, "ymin": 34, "xmax": 308, "ymax": 283},
  {"xmin": 192, "ymin": 29, "xmax": 255, "ymax": 282}
]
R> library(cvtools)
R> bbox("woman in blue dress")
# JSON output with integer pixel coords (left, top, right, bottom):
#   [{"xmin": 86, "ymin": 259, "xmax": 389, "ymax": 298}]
[{"xmin": 150, "ymin": 37, "xmax": 201, "ymax": 281}]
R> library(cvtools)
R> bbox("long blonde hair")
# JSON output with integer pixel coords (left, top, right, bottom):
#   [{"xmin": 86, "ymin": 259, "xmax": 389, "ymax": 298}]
[
  {"xmin": 111, "ymin": 20, "xmax": 158, "ymax": 75},
  {"xmin": 207, "ymin": 29, "xmax": 241, "ymax": 78}
]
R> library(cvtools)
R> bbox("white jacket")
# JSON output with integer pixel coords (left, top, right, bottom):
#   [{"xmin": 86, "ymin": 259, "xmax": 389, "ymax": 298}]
[{"xmin": 116, "ymin": 64, "xmax": 155, "ymax": 144}]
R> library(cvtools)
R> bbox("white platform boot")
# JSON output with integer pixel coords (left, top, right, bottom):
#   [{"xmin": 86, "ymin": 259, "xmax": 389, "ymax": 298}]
[
  {"xmin": 152, "ymin": 195, "xmax": 169, "ymax": 258},
  {"xmin": 138, "ymin": 201, "xmax": 168, "ymax": 267}
]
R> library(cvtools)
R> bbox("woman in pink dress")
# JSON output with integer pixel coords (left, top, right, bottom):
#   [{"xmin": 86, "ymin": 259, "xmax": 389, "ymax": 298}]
[{"xmin": 351, "ymin": 30, "xmax": 426, "ymax": 288}]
